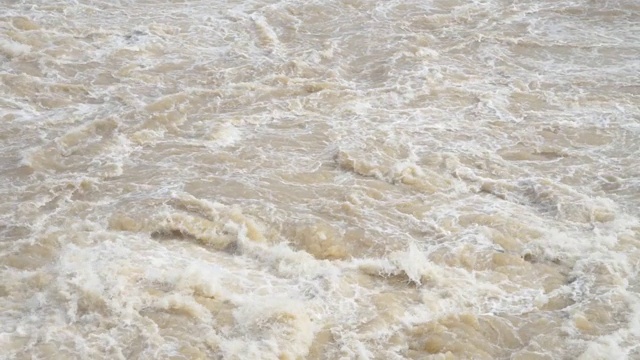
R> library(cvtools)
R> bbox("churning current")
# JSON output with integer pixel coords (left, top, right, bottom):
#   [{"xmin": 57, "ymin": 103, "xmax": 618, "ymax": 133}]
[{"xmin": 1, "ymin": 0, "xmax": 639, "ymax": 359}]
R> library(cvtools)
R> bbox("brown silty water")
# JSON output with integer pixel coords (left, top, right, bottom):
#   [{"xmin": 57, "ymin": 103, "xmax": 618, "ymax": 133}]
[{"xmin": 1, "ymin": 0, "xmax": 639, "ymax": 359}]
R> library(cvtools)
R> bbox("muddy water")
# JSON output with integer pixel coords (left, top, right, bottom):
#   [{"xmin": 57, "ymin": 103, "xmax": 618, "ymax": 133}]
[{"xmin": 1, "ymin": 0, "xmax": 639, "ymax": 359}]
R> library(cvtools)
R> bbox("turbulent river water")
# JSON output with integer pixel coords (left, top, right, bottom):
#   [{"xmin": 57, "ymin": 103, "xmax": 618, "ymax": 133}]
[{"xmin": 1, "ymin": 0, "xmax": 639, "ymax": 359}]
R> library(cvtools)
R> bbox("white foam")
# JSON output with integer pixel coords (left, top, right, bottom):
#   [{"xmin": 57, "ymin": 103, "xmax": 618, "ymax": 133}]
[
  {"xmin": 208, "ymin": 123, "xmax": 241, "ymax": 147},
  {"xmin": 0, "ymin": 38, "xmax": 31, "ymax": 58}
]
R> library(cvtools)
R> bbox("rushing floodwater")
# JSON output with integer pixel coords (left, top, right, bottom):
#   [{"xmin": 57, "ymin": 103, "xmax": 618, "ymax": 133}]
[{"xmin": 1, "ymin": 0, "xmax": 639, "ymax": 359}]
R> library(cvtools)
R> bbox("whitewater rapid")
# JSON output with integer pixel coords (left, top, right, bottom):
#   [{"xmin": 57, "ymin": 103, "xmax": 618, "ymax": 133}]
[{"xmin": 1, "ymin": 0, "xmax": 639, "ymax": 359}]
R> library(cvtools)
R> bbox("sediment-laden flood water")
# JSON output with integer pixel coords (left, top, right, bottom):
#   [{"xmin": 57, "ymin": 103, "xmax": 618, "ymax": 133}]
[{"xmin": 1, "ymin": 0, "xmax": 639, "ymax": 359}]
